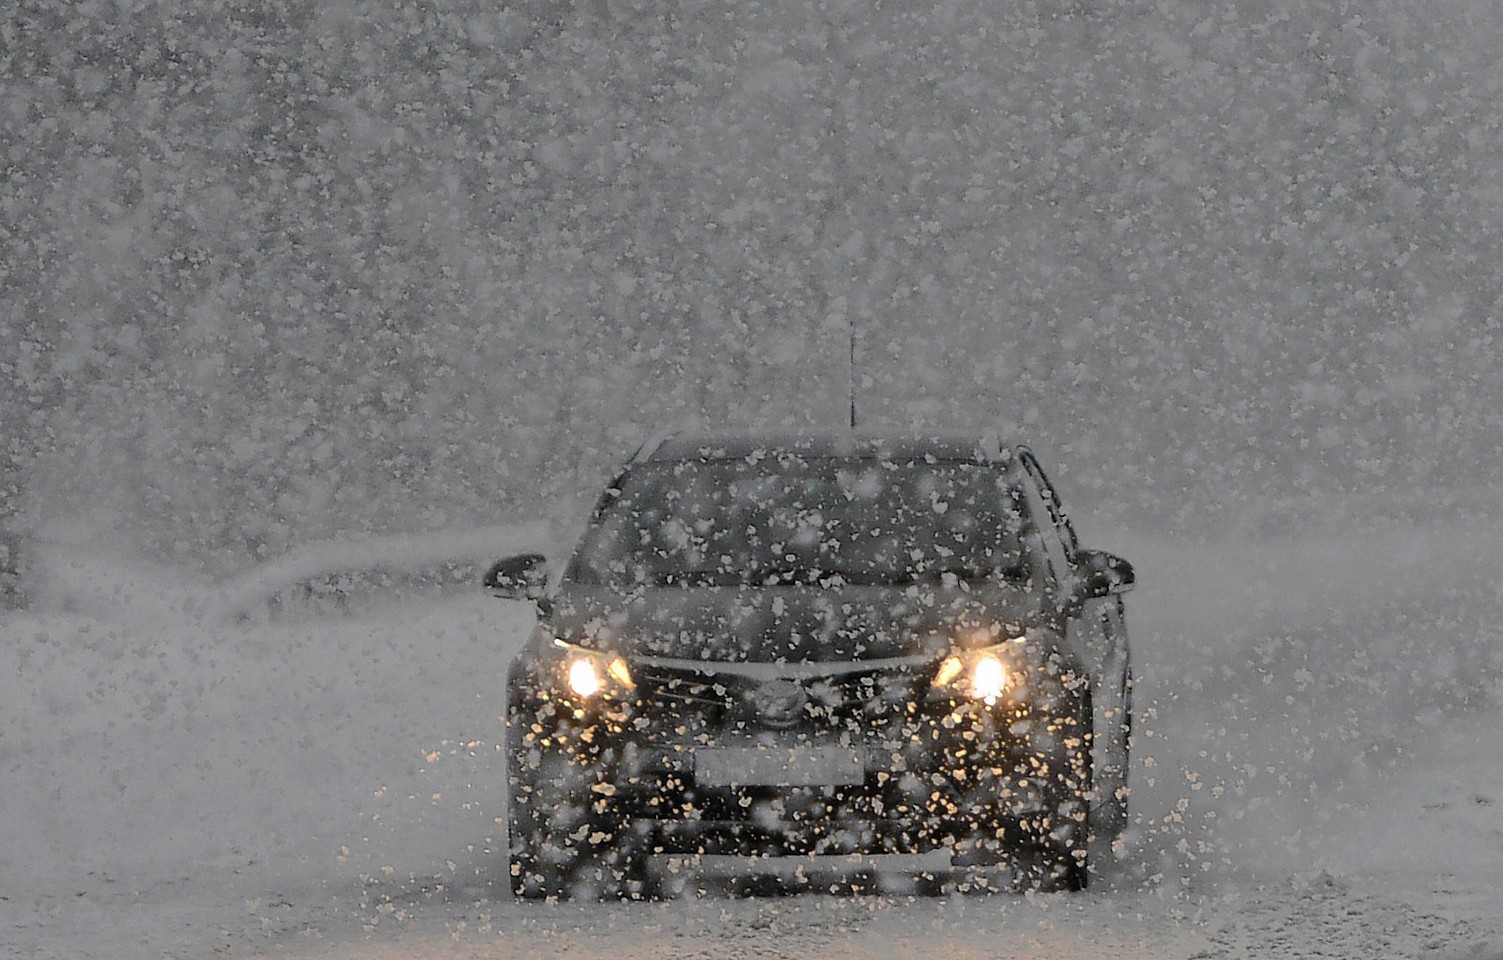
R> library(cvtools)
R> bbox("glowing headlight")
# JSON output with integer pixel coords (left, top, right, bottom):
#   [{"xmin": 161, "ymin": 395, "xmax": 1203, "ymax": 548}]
[
  {"xmin": 932, "ymin": 642, "xmax": 1020, "ymax": 706},
  {"xmin": 554, "ymin": 639, "xmax": 635, "ymax": 700},
  {"xmin": 970, "ymin": 655, "xmax": 1008, "ymax": 703},
  {"xmin": 568, "ymin": 658, "xmax": 603, "ymax": 697}
]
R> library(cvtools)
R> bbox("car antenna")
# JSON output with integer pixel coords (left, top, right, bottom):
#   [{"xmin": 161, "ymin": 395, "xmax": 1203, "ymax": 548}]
[{"xmin": 848, "ymin": 313, "xmax": 858, "ymax": 431}]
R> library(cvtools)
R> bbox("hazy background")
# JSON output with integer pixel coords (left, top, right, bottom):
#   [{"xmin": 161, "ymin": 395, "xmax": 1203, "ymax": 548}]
[
  {"xmin": 6, "ymin": 0, "xmax": 1503, "ymax": 569},
  {"xmin": 7, "ymin": 8, "xmax": 1503, "ymax": 955}
]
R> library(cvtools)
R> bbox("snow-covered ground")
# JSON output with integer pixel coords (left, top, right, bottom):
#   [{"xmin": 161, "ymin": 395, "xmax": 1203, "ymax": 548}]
[{"xmin": 5, "ymin": 510, "xmax": 1502, "ymax": 959}]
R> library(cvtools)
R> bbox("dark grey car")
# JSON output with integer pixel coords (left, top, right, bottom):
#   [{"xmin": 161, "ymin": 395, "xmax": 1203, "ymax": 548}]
[{"xmin": 489, "ymin": 433, "xmax": 1134, "ymax": 898}]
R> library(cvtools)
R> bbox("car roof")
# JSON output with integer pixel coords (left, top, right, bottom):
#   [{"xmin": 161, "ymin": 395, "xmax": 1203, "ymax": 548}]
[{"xmin": 635, "ymin": 431, "xmax": 1016, "ymax": 464}]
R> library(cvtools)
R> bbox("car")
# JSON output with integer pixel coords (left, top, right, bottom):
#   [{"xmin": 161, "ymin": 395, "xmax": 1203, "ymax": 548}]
[{"xmin": 488, "ymin": 433, "xmax": 1134, "ymax": 899}]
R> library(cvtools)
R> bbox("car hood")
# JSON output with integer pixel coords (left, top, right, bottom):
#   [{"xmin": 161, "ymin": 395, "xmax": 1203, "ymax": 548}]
[{"xmin": 547, "ymin": 583, "xmax": 1045, "ymax": 663}]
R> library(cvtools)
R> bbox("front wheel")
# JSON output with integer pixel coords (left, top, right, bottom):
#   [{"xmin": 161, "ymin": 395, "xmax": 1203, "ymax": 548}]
[
  {"xmin": 509, "ymin": 828, "xmax": 646, "ymax": 899},
  {"xmin": 508, "ymin": 783, "xmax": 654, "ymax": 899},
  {"xmin": 506, "ymin": 728, "xmax": 650, "ymax": 900},
  {"xmin": 1088, "ymin": 666, "xmax": 1132, "ymax": 879},
  {"xmin": 953, "ymin": 686, "xmax": 1092, "ymax": 892},
  {"xmin": 1034, "ymin": 684, "xmax": 1093, "ymax": 891}
]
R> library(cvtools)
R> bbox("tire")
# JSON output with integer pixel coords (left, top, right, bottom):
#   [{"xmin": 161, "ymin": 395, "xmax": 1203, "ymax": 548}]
[
  {"xmin": 1027, "ymin": 801, "xmax": 1090, "ymax": 892},
  {"xmin": 962, "ymin": 684, "xmax": 1092, "ymax": 893},
  {"xmin": 509, "ymin": 790, "xmax": 653, "ymax": 899},
  {"xmin": 1104, "ymin": 667, "xmax": 1133, "ymax": 832},
  {"xmin": 1036, "ymin": 684, "xmax": 1092, "ymax": 892},
  {"xmin": 1088, "ymin": 666, "xmax": 1132, "ymax": 878},
  {"xmin": 507, "ymin": 736, "xmax": 649, "ymax": 900}
]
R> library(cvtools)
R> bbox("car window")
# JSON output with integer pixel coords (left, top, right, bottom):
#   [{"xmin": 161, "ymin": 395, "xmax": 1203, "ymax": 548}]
[{"xmin": 566, "ymin": 457, "xmax": 1034, "ymax": 588}]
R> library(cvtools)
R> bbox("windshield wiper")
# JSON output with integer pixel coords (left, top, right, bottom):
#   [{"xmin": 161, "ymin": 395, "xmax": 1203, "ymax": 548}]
[
  {"xmin": 749, "ymin": 565, "xmax": 822, "ymax": 585},
  {"xmin": 888, "ymin": 563, "xmax": 1033, "ymax": 586},
  {"xmin": 656, "ymin": 568, "xmax": 743, "ymax": 587},
  {"xmin": 653, "ymin": 564, "xmax": 1033, "ymax": 588}
]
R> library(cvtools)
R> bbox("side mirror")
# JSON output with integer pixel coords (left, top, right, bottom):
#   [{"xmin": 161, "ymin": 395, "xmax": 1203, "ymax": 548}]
[
  {"xmin": 1077, "ymin": 549, "xmax": 1135, "ymax": 598},
  {"xmin": 483, "ymin": 553, "xmax": 551, "ymax": 609}
]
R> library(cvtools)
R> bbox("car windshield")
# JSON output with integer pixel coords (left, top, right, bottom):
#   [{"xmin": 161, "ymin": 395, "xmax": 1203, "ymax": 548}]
[{"xmin": 567, "ymin": 456, "xmax": 1033, "ymax": 588}]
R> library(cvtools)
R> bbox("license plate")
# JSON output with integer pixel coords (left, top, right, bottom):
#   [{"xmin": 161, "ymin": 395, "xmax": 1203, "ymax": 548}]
[{"xmin": 695, "ymin": 744, "xmax": 865, "ymax": 787}]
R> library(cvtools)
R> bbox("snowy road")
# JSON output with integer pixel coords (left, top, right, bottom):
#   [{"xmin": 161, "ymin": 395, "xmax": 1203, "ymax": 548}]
[
  {"xmin": 12, "ymin": 862, "xmax": 1492, "ymax": 959},
  {"xmin": 179, "ymin": 876, "xmax": 1490, "ymax": 960},
  {"xmin": 5, "ymin": 518, "xmax": 1503, "ymax": 958}
]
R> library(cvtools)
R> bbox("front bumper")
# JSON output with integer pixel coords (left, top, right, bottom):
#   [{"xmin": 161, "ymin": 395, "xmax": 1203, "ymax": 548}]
[{"xmin": 509, "ymin": 691, "xmax": 1091, "ymax": 874}]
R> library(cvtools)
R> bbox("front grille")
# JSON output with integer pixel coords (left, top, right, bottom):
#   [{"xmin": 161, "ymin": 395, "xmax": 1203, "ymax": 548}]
[{"xmin": 633, "ymin": 660, "xmax": 929, "ymax": 737}]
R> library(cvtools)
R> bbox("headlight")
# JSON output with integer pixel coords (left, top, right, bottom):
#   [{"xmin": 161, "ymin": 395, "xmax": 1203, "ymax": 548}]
[
  {"xmin": 567, "ymin": 658, "xmax": 604, "ymax": 697},
  {"xmin": 553, "ymin": 639, "xmax": 635, "ymax": 700},
  {"xmin": 931, "ymin": 632, "xmax": 1028, "ymax": 705}
]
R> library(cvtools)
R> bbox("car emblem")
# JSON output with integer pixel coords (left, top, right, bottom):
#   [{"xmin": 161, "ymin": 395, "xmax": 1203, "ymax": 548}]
[{"xmin": 747, "ymin": 679, "xmax": 808, "ymax": 728}]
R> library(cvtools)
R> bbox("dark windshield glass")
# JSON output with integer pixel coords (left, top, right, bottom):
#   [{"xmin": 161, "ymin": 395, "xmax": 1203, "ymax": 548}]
[{"xmin": 567, "ymin": 457, "xmax": 1032, "ymax": 588}]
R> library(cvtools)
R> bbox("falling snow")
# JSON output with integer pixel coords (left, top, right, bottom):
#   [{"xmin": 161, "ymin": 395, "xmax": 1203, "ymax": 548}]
[{"xmin": 4, "ymin": 0, "xmax": 1503, "ymax": 957}]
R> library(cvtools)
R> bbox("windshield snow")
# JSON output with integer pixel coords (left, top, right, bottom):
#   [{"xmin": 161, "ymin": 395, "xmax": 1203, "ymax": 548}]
[{"xmin": 566, "ymin": 457, "xmax": 1031, "ymax": 588}]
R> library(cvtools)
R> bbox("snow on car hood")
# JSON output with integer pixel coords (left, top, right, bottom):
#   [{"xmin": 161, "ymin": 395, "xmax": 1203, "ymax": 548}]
[{"xmin": 546, "ymin": 581, "xmax": 1045, "ymax": 663}]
